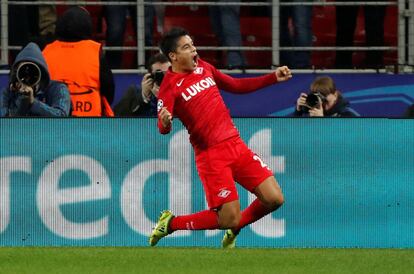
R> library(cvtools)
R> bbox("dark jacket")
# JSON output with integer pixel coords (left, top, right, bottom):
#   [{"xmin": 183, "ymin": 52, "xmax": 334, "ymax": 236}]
[
  {"xmin": 0, "ymin": 42, "xmax": 71, "ymax": 116},
  {"xmin": 404, "ymin": 104, "xmax": 414, "ymax": 118},
  {"xmin": 54, "ymin": 6, "xmax": 114, "ymax": 104},
  {"xmin": 293, "ymin": 95, "xmax": 360, "ymax": 117},
  {"xmin": 114, "ymin": 85, "xmax": 158, "ymax": 116}
]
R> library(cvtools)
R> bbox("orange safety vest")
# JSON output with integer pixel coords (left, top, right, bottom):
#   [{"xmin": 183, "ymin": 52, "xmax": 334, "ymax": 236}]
[{"xmin": 43, "ymin": 40, "xmax": 102, "ymax": 116}]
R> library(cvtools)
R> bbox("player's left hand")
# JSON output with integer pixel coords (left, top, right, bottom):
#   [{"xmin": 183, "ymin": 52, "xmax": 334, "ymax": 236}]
[
  {"xmin": 159, "ymin": 107, "xmax": 173, "ymax": 128},
  {"xmin": 275, "ymin": 66, "xmax": 292, "ymax": 82}
]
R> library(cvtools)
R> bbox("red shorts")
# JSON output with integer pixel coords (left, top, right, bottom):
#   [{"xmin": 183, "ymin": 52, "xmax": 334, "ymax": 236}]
[{"xmin": 195, "ymin": 136, "xmax": 273, "ymax": 209}]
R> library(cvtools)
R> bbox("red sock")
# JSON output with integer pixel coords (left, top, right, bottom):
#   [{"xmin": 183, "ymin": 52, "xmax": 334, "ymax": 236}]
[
  {"xmin": 170, "ymin": 210, "xmax": 219, "ymax": 231},
  {"xmin": 236, "ymin": 199, "xmax": 272, "ymax": 232}
]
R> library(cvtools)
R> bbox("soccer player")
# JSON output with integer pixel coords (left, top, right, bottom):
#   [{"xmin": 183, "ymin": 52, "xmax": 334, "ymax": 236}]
[{"xmin": 149, "ymin": 27, "xmax": 292, "ymax": 248}]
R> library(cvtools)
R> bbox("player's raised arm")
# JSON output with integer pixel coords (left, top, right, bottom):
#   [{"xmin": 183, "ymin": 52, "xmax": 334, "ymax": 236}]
[
  {"xmin": 274, "ymin": 66, "xmax": 292, "ymax": 82},
  {"xmin": 210, "ymin": 63, "xmax": 292, "ymax": 94}
]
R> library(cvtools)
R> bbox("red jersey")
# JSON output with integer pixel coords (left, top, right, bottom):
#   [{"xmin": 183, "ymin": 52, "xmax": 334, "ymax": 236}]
[{"xmin": 157, "ymin": 59, "xmax": 277, "ymax": 152}]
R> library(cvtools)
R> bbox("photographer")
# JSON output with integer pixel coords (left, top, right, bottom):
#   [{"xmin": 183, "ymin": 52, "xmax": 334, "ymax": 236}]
[
  {"xmin": 114, "ymin": 53, "xmax": 170, "ymax": 116},
  {"xmin": 293, "ymin": 76, "xmax": 360, "ymax": 117},
  {"xmin": 0, "ymin": 43, "xmax": 71, "ymax": 117}
]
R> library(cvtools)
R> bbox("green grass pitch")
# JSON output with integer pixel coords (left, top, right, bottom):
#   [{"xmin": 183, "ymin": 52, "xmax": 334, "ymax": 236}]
[{"xmin": 1, "ymin": 247, "xmax": 414, "ymax": 274}]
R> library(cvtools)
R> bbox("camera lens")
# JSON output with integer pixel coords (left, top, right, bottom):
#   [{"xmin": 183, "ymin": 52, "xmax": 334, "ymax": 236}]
[
  {"xmin": 153, "ymin": 70, "xmax": 165, "ymax": 86},
  {"xmin": 16, "ymin": 62, "xmax": 41, "ymax": 87},
  {"xmin": 306, "ymin": 93, "xmax": 320, "ymax": 108}
]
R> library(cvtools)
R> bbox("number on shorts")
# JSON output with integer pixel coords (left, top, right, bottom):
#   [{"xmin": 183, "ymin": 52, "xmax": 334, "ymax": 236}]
[{"xmin": 253, "ymin": 155, "xmax": 269, "ymax": 169}]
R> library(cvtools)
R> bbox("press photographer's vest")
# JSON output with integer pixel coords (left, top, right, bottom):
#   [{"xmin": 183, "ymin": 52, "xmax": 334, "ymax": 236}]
[{"xmin": 43, "ymin": 40, "xmax": 102, "ymax": 116}]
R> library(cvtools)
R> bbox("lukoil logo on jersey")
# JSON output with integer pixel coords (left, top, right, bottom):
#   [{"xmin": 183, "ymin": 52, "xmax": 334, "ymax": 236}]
[{"xmin": 181, "ymin": 77, "xmax": 216, "ymax": 102}]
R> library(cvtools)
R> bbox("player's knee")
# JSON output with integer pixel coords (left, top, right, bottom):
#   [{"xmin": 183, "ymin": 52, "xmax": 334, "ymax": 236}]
[
  {"xmin": 275, "ymin": 192, "xmax": 285, "ymax": 207},
  {"xmin": 265, "ymin": 192, "xmax": 284, "ymax": 211},
  {"xmin": 226, "ymin": 213, "xmax": 241, "ymax": 229},
  {"xmin": 219, "ymin": 211, "xmax": 241, "ymax": 229}
]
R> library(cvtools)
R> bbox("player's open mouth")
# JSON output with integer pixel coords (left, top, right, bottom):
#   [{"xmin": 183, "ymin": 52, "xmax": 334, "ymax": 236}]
[{"xmin": 193, "ymin": 54, "xmax": 198, "ymax": 66}]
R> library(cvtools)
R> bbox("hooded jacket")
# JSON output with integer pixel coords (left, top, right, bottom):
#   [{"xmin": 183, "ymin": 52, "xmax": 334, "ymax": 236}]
[{"xmin": 0, "ymin": 42, "xmax": 71, "ymax": 116}]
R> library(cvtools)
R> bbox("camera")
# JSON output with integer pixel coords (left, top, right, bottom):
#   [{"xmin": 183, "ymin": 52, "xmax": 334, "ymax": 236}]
[
  {"xmin": 300, "ymin": 92, "xmax": 327, "ymax": 112},
  {"xmin": 150, "ymin": 70, "xmax": 165, "ymax": 86},
  {"xmin": 15, "ymin": 61, "xmax": 42, "ymax": 87}
]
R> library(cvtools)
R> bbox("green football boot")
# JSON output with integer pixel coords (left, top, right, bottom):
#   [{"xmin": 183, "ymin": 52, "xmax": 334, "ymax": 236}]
[
  {"xmin": 222, "ymin": 229, "xmax": 237, "ymax": 249},
  {"xmin": 149, "ymin": 210, "xmax": 174, "ymax": 246}
]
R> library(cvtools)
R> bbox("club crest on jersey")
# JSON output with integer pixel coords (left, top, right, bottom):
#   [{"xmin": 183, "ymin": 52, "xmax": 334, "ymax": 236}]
[
  {"xmin": 181, "ymin": 77, "xmax": 216, "ymax": 102},
  {"xmin": 157, "ymin": 99, "xmax": 163, "ymax": 112},
  {"xmin": 218, "ymin": 189, "xmax": 231, "ymax": 198},
  {"xmin": 194, "ymin": 67, "xmax": 203, "ymax": 74}
]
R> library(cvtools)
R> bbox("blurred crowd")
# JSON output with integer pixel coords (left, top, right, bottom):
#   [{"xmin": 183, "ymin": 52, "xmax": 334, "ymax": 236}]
[
  {"xmin": 0, "ymin": 3, "xmax": 411, "ymax": 118},
  {"xmin": 2, "ymin": 1, "xmax": 398, "ymax": 70}
]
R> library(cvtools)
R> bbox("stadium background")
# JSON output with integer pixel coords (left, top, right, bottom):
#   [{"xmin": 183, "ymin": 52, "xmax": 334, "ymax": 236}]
[
  {"xmin": 1, "ymin": 1, "xmax": 414, "ymax": 258},
  {"xmin": 1, "ymin": 118, "xmax": 413, "ymax": 247},
  {"xmin": 1, "ymin": 73, "xmax": 413, "ymax": 117}
]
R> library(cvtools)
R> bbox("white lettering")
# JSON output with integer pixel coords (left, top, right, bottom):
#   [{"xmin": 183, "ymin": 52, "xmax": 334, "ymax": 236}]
[
  {"xmin": 253, "ymin": 155, "xmax": 269, "ymax": 169},
  {"xmin": 248, "ymin": 129, "xmax": 285, "ymax": 237},
  {"xmin": 37, "ymin": 155, "xmax": 111, "ymax": 239},
  {"xmin": 207, "ymin": 77, "xmax": 216, "ymax": 85},
  {"xmin": 121, "ymin": 130, "xmax": 192, "ymax": 237},
  {"xmin": 187, "ymin": 87, "xmax": 197, "ymax": 96},
  {"xmin": 249, "ymin": 129, "xmax": 285, "ymax": 173},
  {"xmin": 181, "ymin": 77, "xmax": 217, "ymax": 103},
  {"xmin": 182, "ymin": 92, "xmax": 192, "ymax": 101},
  {"xmin": 192, "ymin": 82, "xmax": 203, "ymax": 93},
  {"xmin": 0, "ymin": 157, "xmax": 31, "ymax": 233},
  {"xmin": 200, "ymin": 80, "xmax": 210, "ymax": 89}
]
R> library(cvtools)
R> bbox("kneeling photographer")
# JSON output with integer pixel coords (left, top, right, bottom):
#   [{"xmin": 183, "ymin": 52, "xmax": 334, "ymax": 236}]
[
  {"xmin": 293, "ymin": 76, "xmax": 360, "ymax": 117},
  {"xmin": 114, "ymin": 53, "xmax": 170, "ymax": 116},
  {"xmin": 0, "ymin": 43, "xmax": 71, "ymax": 117}
]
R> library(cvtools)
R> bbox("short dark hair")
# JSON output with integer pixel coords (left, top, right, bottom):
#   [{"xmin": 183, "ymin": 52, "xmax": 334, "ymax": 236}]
[
  {"xmin": 159, "ymin": 27, "xmax": 189, "ymax": 62},
  {"xmin": 147, "ymin": 53, "xmax": 169, "ymax": 73},
  {"xmin": 56, "ymin": 6, "xmax": 92, "ymax": 41}
]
